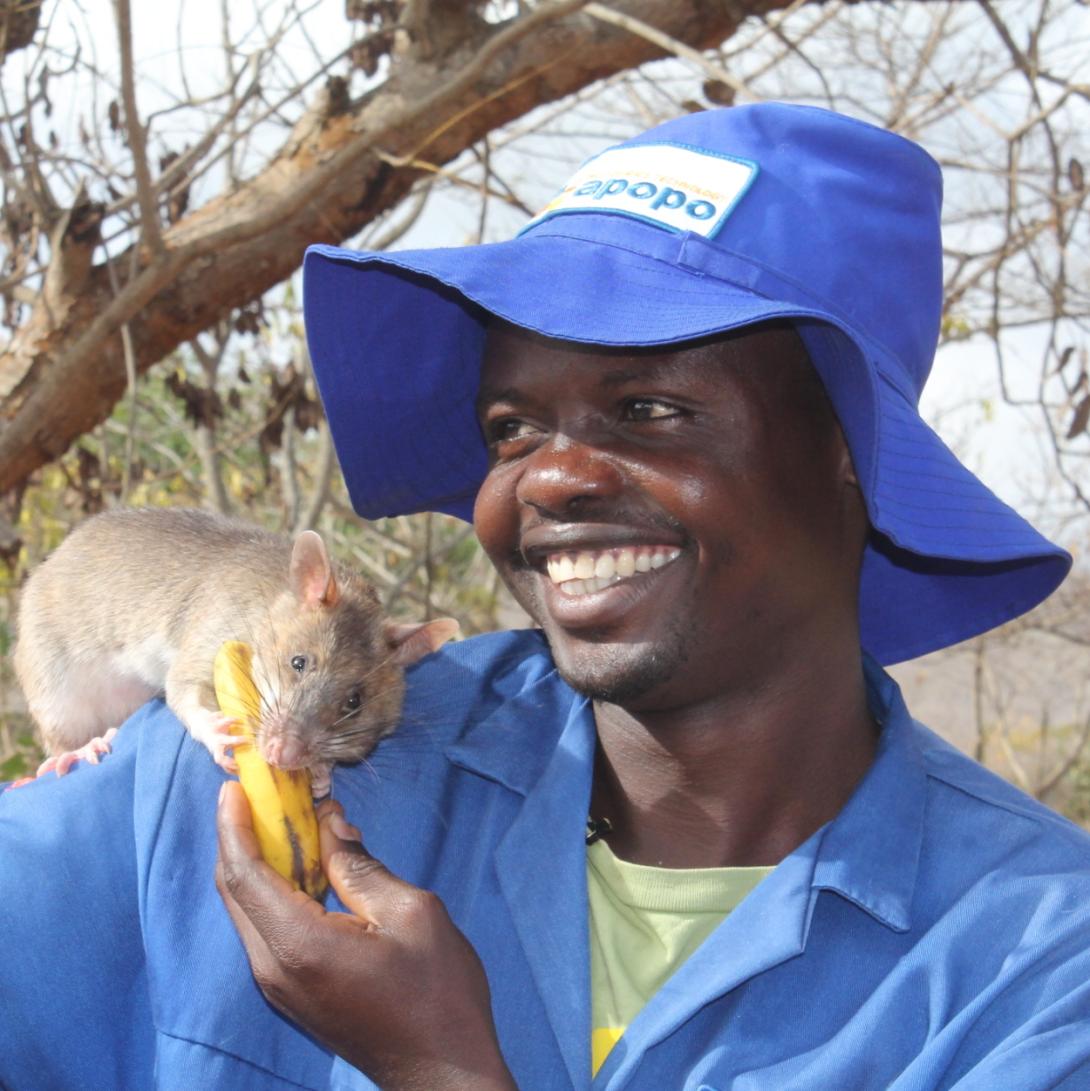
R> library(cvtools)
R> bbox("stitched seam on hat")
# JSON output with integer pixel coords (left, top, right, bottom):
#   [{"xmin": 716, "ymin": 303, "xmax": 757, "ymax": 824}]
[
  {"xmin": 678, "ymin": 236, "xmax": 918, "ymax": 385},
  {"xmin": 874, "ymin": 368, "xmax": 922, "ymax": 406},
  {"xmin": 525, "ymin": 225, "xmax": 924, "ymax": 409}
]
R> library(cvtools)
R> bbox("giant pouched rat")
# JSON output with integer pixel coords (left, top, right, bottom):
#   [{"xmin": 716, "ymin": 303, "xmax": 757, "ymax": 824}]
[{"xmin": 14, "ymin": 508, "xmax": 458, "ymax": 796}]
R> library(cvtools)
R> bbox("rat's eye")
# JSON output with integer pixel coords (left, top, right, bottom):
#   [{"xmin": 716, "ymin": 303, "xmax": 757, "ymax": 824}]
[
  {"xmin": 343, "ymin": 690, "xmax": 362, "ymax": 712},
  {"xmin": 290, "ymin": 655, "xmax": 307, "ymax": 673}
]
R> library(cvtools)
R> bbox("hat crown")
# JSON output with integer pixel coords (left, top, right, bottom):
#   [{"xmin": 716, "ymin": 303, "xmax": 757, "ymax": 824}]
[{"xmin": 528, "ymin": 103, "xmax": 945, "ymax": 400}]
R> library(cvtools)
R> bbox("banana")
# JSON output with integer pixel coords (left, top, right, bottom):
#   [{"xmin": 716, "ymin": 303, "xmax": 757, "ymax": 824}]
[{"xmin": 213, "ymin": 640, "xmax": 328, "ymax": 899}]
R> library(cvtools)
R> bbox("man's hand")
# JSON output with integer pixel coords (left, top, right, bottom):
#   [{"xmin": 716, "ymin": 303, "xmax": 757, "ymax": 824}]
[{"xmin": 215, "ymin": 781, "xmax": 517, "ymax": 1091}]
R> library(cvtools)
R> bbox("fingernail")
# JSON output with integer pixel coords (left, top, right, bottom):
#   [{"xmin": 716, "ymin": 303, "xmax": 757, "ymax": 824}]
[{"xmin": 329, "ymin": 811, "xmax": 361, "ymax": 842}]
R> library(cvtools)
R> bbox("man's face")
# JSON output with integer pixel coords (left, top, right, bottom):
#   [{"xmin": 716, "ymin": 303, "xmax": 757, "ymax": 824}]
[{"xmin": 473, "ymin": 322, "xmax": 864, "ymax": 712}]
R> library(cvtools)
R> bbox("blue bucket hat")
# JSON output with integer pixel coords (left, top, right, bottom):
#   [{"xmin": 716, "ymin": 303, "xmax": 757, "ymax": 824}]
[{"xmin": 303, "ymin": 102, "xmax": 1069, "ymax": 665}]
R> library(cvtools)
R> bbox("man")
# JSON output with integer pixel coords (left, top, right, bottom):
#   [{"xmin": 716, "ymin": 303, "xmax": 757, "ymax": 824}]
[{"xmin": 3, "ymin": 104, "xmax": 1089, "ymax": 1089}]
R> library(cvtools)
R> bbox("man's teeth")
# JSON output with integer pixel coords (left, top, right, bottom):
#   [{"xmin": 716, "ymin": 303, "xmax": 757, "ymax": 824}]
[{"xmin": 545, "ymin": 547, "xmax": 681, "ymax": 596}]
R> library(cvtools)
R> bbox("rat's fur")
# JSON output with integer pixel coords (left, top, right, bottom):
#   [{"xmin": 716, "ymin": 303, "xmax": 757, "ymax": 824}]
[{"xmin": 15, "ymin": 508, "xmax": 449, "ymax": 773}]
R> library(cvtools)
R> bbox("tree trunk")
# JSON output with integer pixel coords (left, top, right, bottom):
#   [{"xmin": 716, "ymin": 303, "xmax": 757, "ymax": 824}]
[{"xmin": 0, "ymin": 0, "xmax": 41, "ymax": 63}]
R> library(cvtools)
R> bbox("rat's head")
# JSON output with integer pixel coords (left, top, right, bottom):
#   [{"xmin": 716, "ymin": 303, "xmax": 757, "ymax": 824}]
[{"xmin": 250, "ymin": 530, "xmax": 458, "ymax": 770}]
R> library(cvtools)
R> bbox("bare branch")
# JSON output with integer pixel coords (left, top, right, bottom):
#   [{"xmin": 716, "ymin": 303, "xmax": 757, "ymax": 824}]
[
  {"xmin": 295, "ymin": 421, "xmax": 337, "ymax": 533},
  {"xmin": 113, "ymin": 0, "xmax": 162, "ymax": 255},
  {"xmin": 584, "ymin": 3, "xmax": 754, "ymax": 100}
]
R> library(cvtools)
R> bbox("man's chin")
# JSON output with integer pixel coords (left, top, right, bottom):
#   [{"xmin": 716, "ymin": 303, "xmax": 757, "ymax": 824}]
[{"xmin": 550, "ymin": 642, "xmax": 681, "ymax": 708}]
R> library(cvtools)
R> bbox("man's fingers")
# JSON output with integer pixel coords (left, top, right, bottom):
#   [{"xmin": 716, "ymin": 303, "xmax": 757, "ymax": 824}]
[
  {"xmin": 217, "ymin": 779, "xmax": 258, "ymax": 848},
  {"xmin": 214, "ymin": 781, "xmax": 286, "ymax": 981},
  {"xmin": 315, "ymin": 797, "xmax": 360, "ymax": 843},
  {"xmin": 316, "ymin": 801, "xmax": 417, "ymax": 924},
  {"xmin": 217, "ymin": 866, "xmax": 275, "ymax": 967},
  {"xmin": 215, "ymin": 781, "xmax": 321, "ymax": 939}
]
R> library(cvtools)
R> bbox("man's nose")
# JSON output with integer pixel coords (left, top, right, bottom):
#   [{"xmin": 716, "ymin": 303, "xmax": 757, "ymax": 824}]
[{"xmin": 515, "ymin": 432, "xmax": 625, "ymax": 516}]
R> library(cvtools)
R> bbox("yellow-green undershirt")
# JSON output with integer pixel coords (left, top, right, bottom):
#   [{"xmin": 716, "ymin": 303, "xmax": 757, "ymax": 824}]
[{"xmin": 587, "ymin": 839, "xmax": 773, "ymax": 1077}]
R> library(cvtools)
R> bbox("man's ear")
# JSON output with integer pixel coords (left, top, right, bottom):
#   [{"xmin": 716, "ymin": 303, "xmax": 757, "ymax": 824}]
[
  {"xmin": 833, "ymin": 424, "xmax": 870, "ymax": 553},
  {"xmin": 834, "ymin": 424, "xmax": 860, "ymax": 489}
]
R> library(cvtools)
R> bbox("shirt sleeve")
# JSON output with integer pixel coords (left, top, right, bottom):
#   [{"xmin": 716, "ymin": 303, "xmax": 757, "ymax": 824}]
[
  {"xmin": 944, "ymin": 919, "xmax": 1090, "ymax": 1090},
  {"xmin": 1, "ymin": 700, "xmax": 349, "ymax": 1091},
  {"xmin": 0, "ymin": 714, "xmax": 155, "ymax": 1088}
]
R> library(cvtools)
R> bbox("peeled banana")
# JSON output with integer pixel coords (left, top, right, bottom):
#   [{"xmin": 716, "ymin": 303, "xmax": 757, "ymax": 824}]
[{"xmin": 213, "ymin": 640, "xmax": 328, "ymax": 899}]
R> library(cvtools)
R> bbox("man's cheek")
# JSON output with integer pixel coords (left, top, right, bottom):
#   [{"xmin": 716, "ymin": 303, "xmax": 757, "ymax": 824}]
[
  {"xmin": 471, "ymin": 485, "xmax": 508, "ymax": 564},
  {"xmin": 504, "ymin": 569, "xmax": 545, "ymax": 623}
]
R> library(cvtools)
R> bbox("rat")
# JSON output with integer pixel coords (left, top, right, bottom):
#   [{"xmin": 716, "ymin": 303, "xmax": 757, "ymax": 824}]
[{"xmin": 13, "ymin": 507, "xmax": 459, "ymax": 797}]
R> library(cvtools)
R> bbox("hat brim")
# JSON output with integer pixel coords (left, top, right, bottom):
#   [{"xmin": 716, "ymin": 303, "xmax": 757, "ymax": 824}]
[{"xmin": 303, "ymin": 224, "xmax": 1069, "ymax": 664}]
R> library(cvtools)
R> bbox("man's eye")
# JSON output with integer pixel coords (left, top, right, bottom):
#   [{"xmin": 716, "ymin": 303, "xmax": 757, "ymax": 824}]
[
  {"xmin": 624, "ymin": 399, "xmax": 682, "ymax": 421},
  {"xmin": 487, "ymin": 418, "xmax": 538, "ymax": 444}
]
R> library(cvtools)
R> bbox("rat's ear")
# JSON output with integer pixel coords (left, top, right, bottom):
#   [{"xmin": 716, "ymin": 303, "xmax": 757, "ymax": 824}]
[
  {"xmin": 290, "ymin": 530, "xmax": 339, "ymax": 607},
  {"xmin": 385, "ymin": 617, "xmax": 460, "ymax": 666}
]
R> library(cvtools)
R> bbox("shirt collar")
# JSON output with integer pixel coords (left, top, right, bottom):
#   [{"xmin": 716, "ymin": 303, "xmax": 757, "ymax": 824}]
[
  {"xmin": 444, "ymin": 656, "xmax": 589, "ymax": 796},
  {"xmin": 810, "ymin": 654, "xmax": 927, "ymax": 933},
  {"xmin": 446, "ymin": 645, "xmax": 928, "ymax": 934}
]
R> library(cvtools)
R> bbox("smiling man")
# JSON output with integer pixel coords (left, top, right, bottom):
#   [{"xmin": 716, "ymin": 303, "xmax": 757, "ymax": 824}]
[
  {"xmin": 472, "ymin": 322, "xmax": 878, "ymax": 874},
  {"xmin": 4, "ymin": 103, "xmax": 1090, "ymax": 1090},
  {"xmin": 229, "ymin": 101, "xmax": 1089, "ymax": 1087}
]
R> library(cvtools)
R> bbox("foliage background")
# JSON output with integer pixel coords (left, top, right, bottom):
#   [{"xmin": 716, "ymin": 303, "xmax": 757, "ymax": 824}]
[{"xmin": 0, "ymin": 0, "xmax": 1088, "ymax": 819}]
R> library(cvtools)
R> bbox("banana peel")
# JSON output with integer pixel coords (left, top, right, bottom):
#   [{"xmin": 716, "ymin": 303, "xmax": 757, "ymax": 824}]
[{"xmin": 213, "ymin": 640, "xmax": 328, "ymax": 899}]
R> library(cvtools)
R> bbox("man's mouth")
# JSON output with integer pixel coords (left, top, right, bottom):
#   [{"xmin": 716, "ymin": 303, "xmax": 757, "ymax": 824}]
[{"xmin": 544, "ymin": 546, "xmax": 682, "ymax": 597}]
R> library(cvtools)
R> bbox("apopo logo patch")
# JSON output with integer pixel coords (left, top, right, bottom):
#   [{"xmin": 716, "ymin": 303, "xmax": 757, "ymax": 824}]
[{"xmin": 523, "ymin": 142, "xmax": 758, "ymax": 239}]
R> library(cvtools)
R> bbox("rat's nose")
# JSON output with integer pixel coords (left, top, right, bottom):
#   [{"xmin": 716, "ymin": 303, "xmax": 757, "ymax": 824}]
[{"xmin": 262, "ymin": 734, "xmax": 307, "ymax": 769}]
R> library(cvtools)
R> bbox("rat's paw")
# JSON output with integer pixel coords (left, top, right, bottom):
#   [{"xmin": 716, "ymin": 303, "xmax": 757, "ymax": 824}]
[
  {"xmin": 186, "ymin": 709, "xmax": 244, "ymax": 773},
  {"xmin": 38, "ymin": 728, "xmax": 119, "ymax": 778},
  {"xmin": 213, "ymin": 740, "xmax": 241, "ymax": 774},
  {"xmin": 207, "ymin": 725, "xmax": 243, "ymax": 774}
]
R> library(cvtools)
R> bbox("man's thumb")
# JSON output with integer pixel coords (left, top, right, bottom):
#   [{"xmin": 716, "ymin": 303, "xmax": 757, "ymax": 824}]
[{"xmin": 316, "ymin": 803, "xmax": 392, "ymax": 919}]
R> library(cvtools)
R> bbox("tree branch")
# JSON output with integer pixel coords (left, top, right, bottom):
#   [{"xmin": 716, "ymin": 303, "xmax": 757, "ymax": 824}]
[
  {"xmin": 0, "ymin": 0, "xmax": 41, "ymax": 64},
  {"xmin": 113, "ymin": 0, "xmax": 162, "ymax": 255},
  {"xmin": 0, "ymin": 0, "xmax": 957, "ymax": 497}
]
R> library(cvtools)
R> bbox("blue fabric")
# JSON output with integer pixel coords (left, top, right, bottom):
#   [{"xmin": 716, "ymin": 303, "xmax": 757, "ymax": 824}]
[
  {"xmin": 302, "ymin": 103, "xmax": 1071, "ymax": 665},
  {"xmin": 3, "ymin": 629, "xmax": 1090, "ymax": 1089}
]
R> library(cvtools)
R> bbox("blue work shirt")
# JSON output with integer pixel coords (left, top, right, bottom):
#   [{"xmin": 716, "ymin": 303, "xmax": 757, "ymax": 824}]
[{"xmin": 2, "ymin": 628, "xmax": 1090, "ymax": 1089}]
